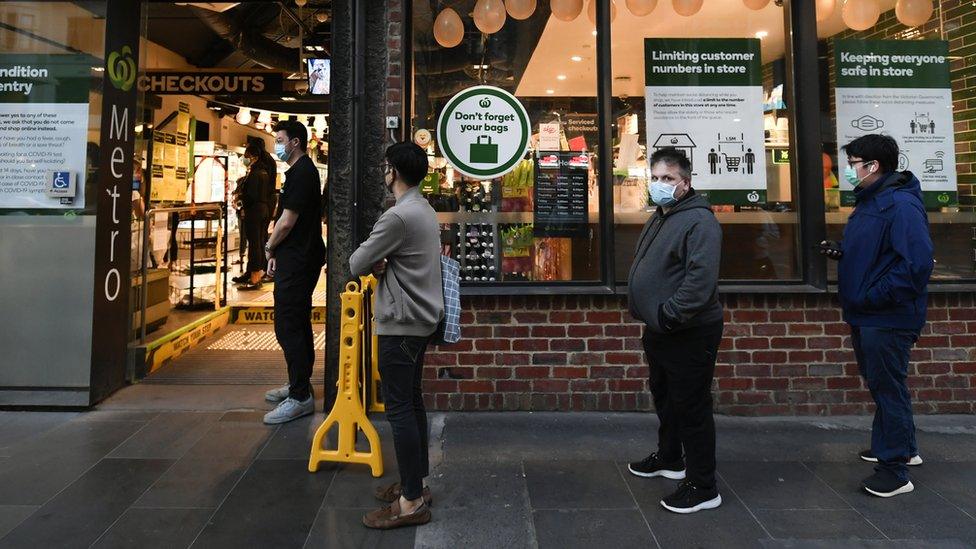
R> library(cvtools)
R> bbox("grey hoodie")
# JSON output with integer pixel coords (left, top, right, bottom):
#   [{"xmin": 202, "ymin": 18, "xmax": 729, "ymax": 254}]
[
  {"xmin": 350, "ymin": 186, "xmax": 444, "ymax": 337},
  {"xmin": 627, "ymin": 190, "xmax": 723, "ymax": 334}
]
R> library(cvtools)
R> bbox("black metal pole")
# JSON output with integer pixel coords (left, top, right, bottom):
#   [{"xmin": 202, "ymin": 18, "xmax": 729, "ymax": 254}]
[
  {"xmin": 784, "ymin": 0, "xmax": 827, "ymax": 290},
  {"xmin": 596, "ymin": 0, "xmax": 616, "ymax": 288}
]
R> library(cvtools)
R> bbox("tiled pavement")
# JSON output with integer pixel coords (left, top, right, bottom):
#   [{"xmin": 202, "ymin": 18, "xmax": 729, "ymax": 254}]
[{"xmin": 0, "ymin": 405, "xmax": 975, "ymax": 548}]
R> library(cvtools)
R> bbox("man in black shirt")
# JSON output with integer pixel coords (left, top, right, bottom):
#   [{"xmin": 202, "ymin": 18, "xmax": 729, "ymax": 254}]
[{"xmin": 262, "ymin": 120, "xmax": 326, "ymax": 425}]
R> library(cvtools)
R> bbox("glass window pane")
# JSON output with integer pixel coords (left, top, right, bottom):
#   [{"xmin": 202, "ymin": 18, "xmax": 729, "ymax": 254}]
[
  {"xmin": 610, "ymin": 2, "xmax": 800, "ymax": 283},
  {"xmin": 412, "ymin": 3, "xmax": 602, "ymax": 285},
  {"xmin": 818, "ymin": 1, "xmax": 974, "ymax": 281}
]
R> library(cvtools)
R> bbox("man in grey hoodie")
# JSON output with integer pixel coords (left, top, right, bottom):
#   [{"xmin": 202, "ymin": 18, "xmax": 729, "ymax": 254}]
[
  {"xmin": 625, "ymin": 147, "xmax": 725, "ymax": 514},
  {"xmin": 351, "ymin": 142, "xmax": 444, "ymax": 530}
]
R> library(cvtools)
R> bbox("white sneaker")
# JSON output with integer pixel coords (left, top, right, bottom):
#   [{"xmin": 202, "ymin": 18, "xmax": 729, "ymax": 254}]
[
  {"xmin": 263, "ymin": 395, "xmax": 314, "ymax": 425},
  {"xmin": 265, "ymin": 384, "xmax": 290, "ymax": 403}
]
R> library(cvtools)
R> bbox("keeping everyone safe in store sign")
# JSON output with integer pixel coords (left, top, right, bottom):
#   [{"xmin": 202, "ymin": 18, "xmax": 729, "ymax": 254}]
[
  {"xmin": 644, "ymin": 38, "xmax": 767, "ymax": 206},
  {"xmin": 834, "ymin": 39, "xmax": 957, "ymax": 208},
  {"xmin": 437, "ymin": 85, "xmax": 530, "ymax": 180},
  {"xmin": 0, "ymin": 54, "xmax": 91, "ymax": 209}
]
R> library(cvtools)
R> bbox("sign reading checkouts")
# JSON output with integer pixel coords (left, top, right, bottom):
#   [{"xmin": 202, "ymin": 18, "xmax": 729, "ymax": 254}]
[{"xmin": 436, "ymin": 85, "xmax": 530, "ymax": 180}]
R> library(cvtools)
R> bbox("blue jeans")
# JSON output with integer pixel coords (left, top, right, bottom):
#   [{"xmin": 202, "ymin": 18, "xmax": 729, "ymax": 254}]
[{"xmin": 851, "ymin": 326, "xmax": 919, "ymax": 481}]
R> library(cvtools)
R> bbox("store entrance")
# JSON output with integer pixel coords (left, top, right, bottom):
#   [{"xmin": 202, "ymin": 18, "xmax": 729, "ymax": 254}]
[{"xmin": 130, "ymin": 1, "xmax": 330, "ymax": 385}]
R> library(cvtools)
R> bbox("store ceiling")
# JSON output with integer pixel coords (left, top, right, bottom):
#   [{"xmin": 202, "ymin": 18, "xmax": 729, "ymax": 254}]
[{"xmin": 516, "ymin": 0, "xmax": 898, "ymax": 98}]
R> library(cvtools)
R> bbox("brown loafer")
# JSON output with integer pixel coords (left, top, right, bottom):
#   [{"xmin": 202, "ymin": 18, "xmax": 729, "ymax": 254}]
[
  {"xmin": 362, "ymin": 499, "xmax": 431, "ymax": 530},
  {"xmin": 374, "ymin": 482, "xmax": 433, "ymax": 506}
]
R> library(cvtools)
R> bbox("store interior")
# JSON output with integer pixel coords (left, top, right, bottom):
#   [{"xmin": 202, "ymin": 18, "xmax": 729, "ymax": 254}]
[{"xmin": 130, "ymin": 1, "xmax": 331, "ymax": 384}]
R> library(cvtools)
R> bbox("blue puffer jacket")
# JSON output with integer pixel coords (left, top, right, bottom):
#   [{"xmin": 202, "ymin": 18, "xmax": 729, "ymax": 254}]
[{"xmin": 838, "ymin": 171, "xmax": 933, "ymax": 330}]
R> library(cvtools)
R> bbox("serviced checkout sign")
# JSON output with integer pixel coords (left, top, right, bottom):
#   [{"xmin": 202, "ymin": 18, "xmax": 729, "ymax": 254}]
[{"xmin": 436, "ymin": 85, "xmax": 530, "ymax": 180}]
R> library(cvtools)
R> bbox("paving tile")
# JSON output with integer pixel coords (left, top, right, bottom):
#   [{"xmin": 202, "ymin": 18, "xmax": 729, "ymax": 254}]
[
  {"xmin": 533, "ymin": 509, "xmax": 652, "ymax": 549},
  {"xmin": 760, "ymin": 540, "xmax": 971, "ymax": 549},
  {"xmin": 803, "ymin": 462, "xmax": 976, "ymax": 545},
  {"xmin": 910, "ymin": 461, "xmax": 976, "ymax": 516},
  {"xmin": 0, "ymin": 458, "xmax": 172, "ymax": 548},
  {"xmin": 93, "ymin": 507, "xmax": 212, "ymax": 549},
  {"xmin": 182, "ymin": 421, "xmax": 275, "ymax": 460},
  {"xmin": 720, "ymin": 461, "xmax": 852, "ymax": 510},
  {"xmin": 304, "ymin": 507, "xmax": 415, "ymax": 549},
  {"xmin": 414, "ymin": 505, "xmax": 534, "ymax": 548},
  {"xmin": 0, "ymin": 412, "xmax": 77, "ymax": 455},
  {"xmin": 425, "ymin": 462, "xmax": 526, "ymax": 510},
  {"xmin": 754, "ymin": 509, "xmax": 884, "ymax": 540},
  {"xmin": 0, "ymin": 506, "xmax": 37, "ymax": 539},
  {"xmin": 109, "ymin": 412, "xmax": 222, "ymax": 459},
  {"xmin": 524, "ymin": 460, "xmax": 635, "ymax": 510},
  {"xmin": 192, "ymin": 459, "xmax": 332, "ymax": 547},
  {"xmin": 76, "ymin": 410, "xmax": 160, "ymax": 423},
  {"xmin": 620, "ymin": 463, "xmax": 769, "ymax": 548},
  {"xmin": 322, "ymin": 462, "xmax": 400, "ymax": 510},
  {"xmin": 220, "ymin": 410, "xmax": 268, "ymax": 423},
  {"xmin": 258, "ymin": 414, "xmax": 321, "ymax": 460},
  {"xmin": 0, "ymin": 420, "xmax": 147, "ymax": 505},
  {"xmin": 133, "ymin": 459, "xmax": 248, "ymax": 509}
]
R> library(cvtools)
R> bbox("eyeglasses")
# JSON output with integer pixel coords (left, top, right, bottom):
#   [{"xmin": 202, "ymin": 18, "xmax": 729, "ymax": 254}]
[{"xmin": 847, "ymin": 159, "xmax": 875, "ymax": 168}]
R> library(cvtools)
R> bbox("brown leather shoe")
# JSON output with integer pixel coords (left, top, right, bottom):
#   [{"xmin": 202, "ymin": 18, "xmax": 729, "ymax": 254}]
[
  {"xmin": 362, "ymin": 500, "xmax": 431, "ymax": 530},
  {"xmin": 374, "ymin": 482, "xmax": 433, "ymax": 506}
]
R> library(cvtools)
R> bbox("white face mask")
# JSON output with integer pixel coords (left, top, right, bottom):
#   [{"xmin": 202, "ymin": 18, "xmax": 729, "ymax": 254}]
[{"xmin": 649, "ymin": 180, "xmax": 679, "ymax": 207}]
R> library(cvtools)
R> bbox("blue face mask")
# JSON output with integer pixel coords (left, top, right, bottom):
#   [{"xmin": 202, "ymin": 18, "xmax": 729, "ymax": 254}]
[
  {"xmin": 649, "ymin": 180, "xmax": 679, "ymax": 207},
  {"xmin": 843, "ymin": 165, "xmax": 860, "ymax": 187},
  {"xmin": 275, "ymin": 142, "xmax": 289, "ymax": 161}
]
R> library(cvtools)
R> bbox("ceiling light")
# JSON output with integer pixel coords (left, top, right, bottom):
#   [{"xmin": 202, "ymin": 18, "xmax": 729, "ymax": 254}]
[
  {"xmin": 591, "ymin": 30, "xmax": 598, "ymax": 36},
  {"xmin": 305, "ymin": 45, "xmax": 316, "ymax": 51},
  {"xmin": 236, "ymin": 108, "xmax": 252, "ymax": 125},
  {"xmin": 472, "ymin": 64, "xmax": 490, "ymax": 69},
  {"xmin": 91, "ymin": 66, "xmax": 104, "ymax": 72},
  {"xmin": 755, "ymin": 31, "xmax": 768, "ymax": 39},
  {"xmin": 571, "ymin": 56, "xmax": 583, "ymax": 62},
  {"xmin": 546, "ymin": 89, "xmax": 555, "ymax": 94},
  {"xmin": 557, "ymin": 74, "xmax": 567, "ymax": 80},
  {"xmin": 281, "ymin": 96, "xmax": 296, "ymax": 101}
]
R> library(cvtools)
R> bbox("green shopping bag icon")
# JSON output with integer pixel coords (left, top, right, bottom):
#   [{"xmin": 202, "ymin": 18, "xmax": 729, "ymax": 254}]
[{"xmin": 469, "ymin": 135, "xmax": 498, "ymax": 164}]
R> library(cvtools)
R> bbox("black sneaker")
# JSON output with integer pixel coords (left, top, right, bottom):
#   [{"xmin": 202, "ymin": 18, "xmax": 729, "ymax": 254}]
[
  {"xmin": 859, "ymin": 449, "xmax": 923, "ymax": 466},
  {"xmin": 232, "ymin": 273, "xmax": 249, "ymax": 284},
  {"xmin": 660, "ymin": 481, "xmax": 722, "ymax": 514},
  {"xmin": 627, "ymin": 453, "xmax": 686, "ymax": 480},
  {"xmin": 862, "ymin": 469, "xmax": 914, "ymax": 498}
]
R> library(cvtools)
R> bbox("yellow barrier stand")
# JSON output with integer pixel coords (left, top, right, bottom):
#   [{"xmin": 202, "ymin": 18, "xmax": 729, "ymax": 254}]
[
  {"xmin": 308, "ymin": 279, "xmax": 384, "ymax": 477},
  {"xmin": 362, "ymin": 275, "xmax": 385, "ymax": 413}
]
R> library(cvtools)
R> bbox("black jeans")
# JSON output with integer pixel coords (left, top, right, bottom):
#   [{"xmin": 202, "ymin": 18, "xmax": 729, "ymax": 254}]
[
  {"xmin": 273, "ymin": 260, "xmax": 319, "ymax": 401},
  {"xmin": 643, "ymin": 321, "xmax": 724, "ymax": 489},
  {"xmin": 852, "ymin": 325, "xmax": 920, "ymax": 481},
  {"xmin": 378, "ymin": 335, "xmax": 431, "ymax": 501}
]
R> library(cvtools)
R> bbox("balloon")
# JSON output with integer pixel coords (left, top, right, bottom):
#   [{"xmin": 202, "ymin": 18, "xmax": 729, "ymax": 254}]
[
  {"xmin": 433, "ymin": 8, "xmax": 464, "ymax": 47},
  {"xmin": 841, "ymin": 0, "xmax": 880, "ymax": 31},
  {"xmin": 815, "ymin": 0, "xmax": 835, "ymax": 21},
  {"xmin": 505, "ymin": 0, "xmax": 537, "ymax": 20},
  {"xmin": 473, "ymin": 0, "xmax": 507, "ymax": 34},
  {"xmin": 587, "ymin": 0, "xmax": 618, "ymax": 23},
  {"xmin": 895, "ymin": 0, "xmax": 933, "ymax": 27},
  {"xmin": 626, "ymin": 0, "xmax": 657, "ymax": 16},
  {"xmin": 672, "ymin": 0, "xmax": 703, "ymax": 16},
  {"xmin": 743, "ymin": 0, "xmax": 770, "ymax": 9},
  {"xmin": 551, "ymin": 0, "xmax": 584, "ymax": 21}
]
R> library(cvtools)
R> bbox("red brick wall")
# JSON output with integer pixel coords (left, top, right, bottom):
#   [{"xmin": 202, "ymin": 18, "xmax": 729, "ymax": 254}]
[
  {"xmin": 385, "ymin": 0, "xmax": 403, "ymax": 138},
  {"xmin": 422, "ymin": 294, "xmax": 976, "ymax": 415}
]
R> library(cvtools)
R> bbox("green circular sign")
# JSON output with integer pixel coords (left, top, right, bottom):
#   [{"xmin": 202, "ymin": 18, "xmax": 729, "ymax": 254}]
[{"xmin": 436, "ymin": 85, "xmax": 530, "ymax": 180}]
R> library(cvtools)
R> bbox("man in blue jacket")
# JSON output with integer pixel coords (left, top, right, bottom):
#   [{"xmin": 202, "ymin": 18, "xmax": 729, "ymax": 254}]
[{"xmin": 821, "ymin": 134, "xmax": 933, "ymax": 498}]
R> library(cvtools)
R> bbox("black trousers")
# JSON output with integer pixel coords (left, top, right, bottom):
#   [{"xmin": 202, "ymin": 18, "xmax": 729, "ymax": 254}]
[
  {"xmin": 273, "ymin": 260, "xmax": 319, "ymax": 401},
  {"xmin": 643, "ymin": 320, "xmax": 724, "ymax": 489},
  {"xmin": 378, "ymin": 335, "xmax": 431, "ymax": 501},
  {"xmin": 242, "ymin": 208, "xmax": 269, "ymax": 274}
]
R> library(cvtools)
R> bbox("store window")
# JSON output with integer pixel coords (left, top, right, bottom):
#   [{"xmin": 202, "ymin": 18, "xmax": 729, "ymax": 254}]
[
  {"xmin": 610, "ymin": 0, "xmax": 801, "ymax": 283},
  {"xmin": 818, "ymin": 0, "xmax": 975, "ymax": 282},
  {"xmin": 412, "ymin": 2, "xmax": 603, "ymax": 285}
]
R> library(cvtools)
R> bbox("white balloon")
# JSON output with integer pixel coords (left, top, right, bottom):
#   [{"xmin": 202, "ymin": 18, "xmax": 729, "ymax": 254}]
[
  {"xmin": 816, "ymin": 0, "xmax": 836, "ymax": 22},
  {"xmin": 743, "ymin": 0, "xmax": 770, "ymax": 10},
  {"xmin": 672, "ymin": 0, "xmax": 703, "ymax": 17},
  {"xmin": 895, "ymin": 0, "xmax": 933, "ymax": 27},
  {"xmin": 473, "ymin": 0, "xmax": 507, "ymax": 34},
  {"xmin": 626, "ymin": 0, "xmax": 658, "ymax": 16},
  {"xmin": 842, "ymin": 0, "xmax": 881, "ymax": 31},
  {"xmin": 434, "ymin": 8, "xmax": 464, "ymax": 48},
  {"xmin": 551, "ymin": 0, "xmax": 584, "ymax": 21},
  {"xmin": 505, "ymin": 0, "xmax": 537, "ymax": 20}
]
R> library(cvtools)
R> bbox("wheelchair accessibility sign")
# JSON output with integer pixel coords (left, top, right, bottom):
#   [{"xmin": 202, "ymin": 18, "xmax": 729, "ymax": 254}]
[
  {"xmin": 46, "ymin": 171, "xmax": 77, "ymax": 198},
  {"xmin": 436, "ymin": 85, "xmax": 529, "ymax": 180}
]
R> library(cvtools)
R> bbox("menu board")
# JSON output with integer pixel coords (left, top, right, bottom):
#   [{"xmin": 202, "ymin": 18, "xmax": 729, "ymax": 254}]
[{"xmin": 533, "ymin": 152, "xmax": 589, "ymax": 237}]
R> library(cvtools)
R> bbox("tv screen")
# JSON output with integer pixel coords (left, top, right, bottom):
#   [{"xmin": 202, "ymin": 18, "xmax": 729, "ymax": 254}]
[{"xmin": 307, "ymin": 58, "xmax": 330, "ymax": 95}]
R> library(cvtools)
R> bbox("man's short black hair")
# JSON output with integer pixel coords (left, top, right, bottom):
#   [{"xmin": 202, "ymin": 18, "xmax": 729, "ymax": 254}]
[
  {"xmin": 273, "ymin": 119, "xmax": 308, "ymax": 151},
  {"xmin": 650, "ymin": 147, "xmax": 692, "ymax": 180},
  {"xmin": 841, "ymin": 134, "xmax": 899, "ymax": 173},
  {"xmin": 385, "ymin": 142, "xmax": 428, "ymax": 186}
]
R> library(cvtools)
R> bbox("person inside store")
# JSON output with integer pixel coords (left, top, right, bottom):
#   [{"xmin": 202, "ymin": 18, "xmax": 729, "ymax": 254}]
[
  {"xmin": 819, "ymin": 134, "xmax": 933, "ymax": 498},
  {"xmin": 626, "ymin": 147, "xmax": 725, "ymax": 514},
  {"xmin": 233, "ymin": 141, "xmax": 277, "ymax": 290},
  {"xmin": 262, "ymin": 120, "xmax": 326, "ymax": 425},
  {"xmin": 349, "ymin": 142, "xmax": 444, "ymax": 529}
]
